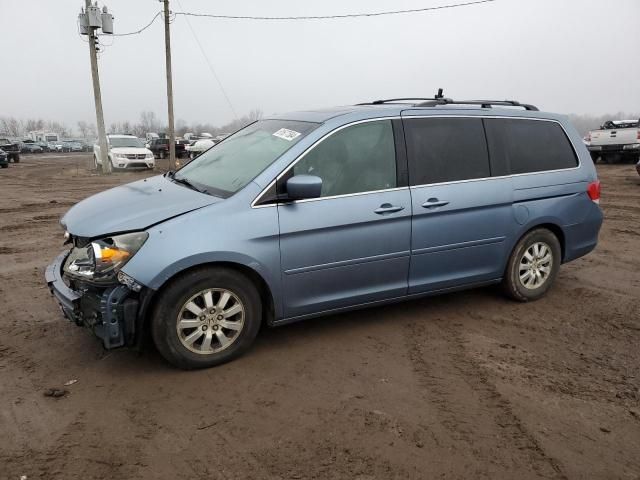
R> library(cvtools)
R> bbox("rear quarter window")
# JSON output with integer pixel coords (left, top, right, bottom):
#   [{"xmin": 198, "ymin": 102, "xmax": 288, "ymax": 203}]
[{"xmin": 484, "ymin": 118, "xmax": 578, "ymax": 175}]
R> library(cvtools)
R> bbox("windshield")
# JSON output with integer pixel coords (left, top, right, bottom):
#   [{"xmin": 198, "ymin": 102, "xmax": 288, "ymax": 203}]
[
  {"xmin": 109, "ymin": 137, "xmax": 144, "ymax": 148},
  {"xmin": 175, "ymin": 119, "xmax": 318, "ymax": 197}
]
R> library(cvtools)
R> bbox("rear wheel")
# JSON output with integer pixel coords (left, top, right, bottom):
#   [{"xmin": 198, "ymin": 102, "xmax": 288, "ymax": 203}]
[
  {"xmin": 12, "ymin": 154, "xmax": 19, "ymax": 163},
  {"xmin": 151, "ymin": 267, "xmax": 262, "ymax": 369},
  {"xmin": 503, "ymin": 228, "xmax": 561, "ymax": 302}
]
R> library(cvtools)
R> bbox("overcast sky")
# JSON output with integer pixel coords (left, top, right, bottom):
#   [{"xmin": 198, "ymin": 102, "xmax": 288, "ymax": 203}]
[{"xmin": 1, "ymin": 0, "xmax": 638, "ymax": 129}]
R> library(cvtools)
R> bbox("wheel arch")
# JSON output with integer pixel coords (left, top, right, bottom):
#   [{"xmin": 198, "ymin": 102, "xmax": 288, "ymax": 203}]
[
  {"xmin": 511, "ymin": 221, "xmax": 567, "ymax": 264},
  {"xmin": 139, "ymin": 259, "xmax": 277, "ymax": 342}
]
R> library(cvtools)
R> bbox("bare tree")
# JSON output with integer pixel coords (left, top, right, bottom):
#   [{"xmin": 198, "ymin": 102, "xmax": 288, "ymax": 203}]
[
  {"xmin": 77, "ymin": 120, "xmax": 90, "ymax": 138},
  {"xmin": 139, "ymin": 111, "xmax": 159, "ymax": 134},
  {"xmin": 0, "ymin": 117, "xmax": 23, "ymax": 137},
  {"xmin": 25, "ymin": 118, "xmax": 45, "ymax": 133}
]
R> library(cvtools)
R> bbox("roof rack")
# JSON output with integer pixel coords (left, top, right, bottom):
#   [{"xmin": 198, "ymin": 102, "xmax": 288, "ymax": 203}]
[
  {"xmin": 416, "ymin": 98, "xmax": 539, "ymax": 111},
  {"xmin": 357, "ymin": 88, "xmax": 539, "ymax": 111}
]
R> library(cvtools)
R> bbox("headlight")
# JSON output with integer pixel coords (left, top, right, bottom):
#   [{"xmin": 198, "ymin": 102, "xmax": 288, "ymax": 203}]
[
  {"xmin": 146, "ymin": 152, "xmax": 154, "ymax": 159},
  {"xmin": 64, "ymin": 232, "xmax": 148, "ymax": 282},
  {"xmin": 115, "ymin": 153, "xmax": 128, "ymax": 159}
]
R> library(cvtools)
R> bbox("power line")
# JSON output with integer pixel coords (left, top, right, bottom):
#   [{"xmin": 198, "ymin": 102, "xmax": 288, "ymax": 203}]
[
  {"xmin": 109, "ymin": 0, "xmax": 496, "ymax": 36},
  {"xmin": 176, "ymin": 0, "xmax": 237, "ymax": 119},
  {"xmin": 173, "ymin": 0, "xmax": 496, "ymax": 21},
  {"xmin": 103, "ymin": 11, "xmax": 162, "ymax": 36}
]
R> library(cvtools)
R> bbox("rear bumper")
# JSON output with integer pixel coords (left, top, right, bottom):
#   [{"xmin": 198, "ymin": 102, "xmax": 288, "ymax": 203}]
[
  {"xmin": 45, "ymin": 251, "xmax": 146, "ymax": 349},
  {"xmin": 588, "ymin": 144, "xmax": 640, "ymax": 153},
  {"xmin": 563, "ymin": 203, "xmax": 604, "ymax": 263}
]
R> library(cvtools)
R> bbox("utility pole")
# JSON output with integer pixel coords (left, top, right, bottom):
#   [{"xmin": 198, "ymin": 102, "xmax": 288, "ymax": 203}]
[
  {"xmin": 79, "ymin": 1, "xmax": 113, "ymax": 174},
  {"xmin": 162, "ymin": 0, "xmax": 177, "ymax": 169}
]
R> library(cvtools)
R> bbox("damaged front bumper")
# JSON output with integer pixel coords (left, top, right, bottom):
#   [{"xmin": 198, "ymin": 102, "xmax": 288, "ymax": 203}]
[{"xmin": 45, "ymin": 250, "xmax": 149, "ymax": 349}]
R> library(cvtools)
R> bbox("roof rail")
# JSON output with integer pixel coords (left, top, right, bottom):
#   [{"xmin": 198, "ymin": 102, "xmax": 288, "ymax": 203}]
[
  {"xmin": 416, "ymin": 98, "xmax": 539, "ymax": 111},
  {"xmin": 356, "ymin": 98, "xmax": 437, "ymax": 105},
  {"xmin": 357, "ymin": 88, "xmax": 538, "ymax": 111}
]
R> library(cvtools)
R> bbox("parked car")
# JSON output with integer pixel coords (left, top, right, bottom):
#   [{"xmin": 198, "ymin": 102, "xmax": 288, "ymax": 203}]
[
  {"xmin": 213, "ymin": 133, "xmax": 230, "ymax": 144},
  {"xmin": 93, "ymin": 134, "xmax": 155, "ymax": 170},
  {"xmin": 36, "ymin": 141, "xmax": 50, "ymax": 152},
  {"xmin": 186, "ymin": 138, "xmax": 214, "ymax": 159},
  {"xmin": 47, "ymin": 142, "xmax": 58, "ymax": 152},
  {"xmin": 587, "ymin": 119, "xmax": 640, "ymax": 163},
  {"xmin": 46, "ymin": 97, "xmax": 603, "ymax": 370},
  {"xmin": 147, "ymin": 137, "xmax": 170, "ymax": 159},
  {"xmin": 0, "ymin": 148, "xmax": 8, "ymax": 168},
  {"xmin": 68, "ymin": 142, "xmax": 84, "ymax": 152},
  {"xmin": 0, "ymin": 138, "xmax": 20, "ymax": 162},
  {"xmin": 21, "ymin": 143, "xmax": 43, "ymax": 153}
]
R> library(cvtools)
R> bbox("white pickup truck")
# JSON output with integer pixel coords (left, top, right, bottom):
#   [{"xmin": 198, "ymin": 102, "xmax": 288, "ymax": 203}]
[
  {"xmin": 94, "ymin": 134, "xmax": 155, "ymax": 170},
  {"xmin": 587, "ymin": 119, "xmax": 640, "ymax": 163}
]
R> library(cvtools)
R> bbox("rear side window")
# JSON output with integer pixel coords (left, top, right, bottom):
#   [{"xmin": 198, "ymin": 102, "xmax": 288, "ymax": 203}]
[
  {"xmin": 404, "ymin": 118, "xmax": 490, "ymax": 185},
  {"xmin": 484, "ymin": 119, "xmax": 578, "ymax": 175}
]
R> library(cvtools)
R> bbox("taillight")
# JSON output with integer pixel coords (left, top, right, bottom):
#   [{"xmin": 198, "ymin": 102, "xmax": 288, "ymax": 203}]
[{"xmin": 587, "ymin": 180, "xmax": 601, "ymax": 204}]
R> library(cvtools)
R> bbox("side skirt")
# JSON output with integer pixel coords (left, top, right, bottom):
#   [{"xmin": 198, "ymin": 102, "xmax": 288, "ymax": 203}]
[{"xmin": 269, "ymin": 278, "xmax": 502, "ymax": 327}]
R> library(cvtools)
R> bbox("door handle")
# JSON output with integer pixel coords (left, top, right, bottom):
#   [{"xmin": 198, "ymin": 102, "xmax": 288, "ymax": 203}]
[
  {"xmin": 422, "ymin": 198, "xmax": 450, "ymax": 209},
  {"xmin": 374, "ymin": 203, "xmax": 405, "ymax": 214}
]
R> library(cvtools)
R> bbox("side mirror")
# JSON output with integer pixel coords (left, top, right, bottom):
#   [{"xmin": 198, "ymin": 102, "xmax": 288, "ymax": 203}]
[
  {"xmin": 145, "ymin": 143, "xmax": 150, "ymax": 148},
  {"xmin": 286, "ymin": 175, "xmax": 322, "ymax": 200}
]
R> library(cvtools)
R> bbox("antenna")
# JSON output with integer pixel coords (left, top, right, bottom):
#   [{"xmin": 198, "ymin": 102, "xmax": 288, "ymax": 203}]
[{"xmin": 435, "ymin": 88, "xmax": 444, "ymax": 99}]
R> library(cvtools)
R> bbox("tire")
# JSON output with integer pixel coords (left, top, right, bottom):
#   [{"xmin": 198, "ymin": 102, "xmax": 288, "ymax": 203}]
[
  {"xmin": 93, "ymin": 155, "xmax": 98, "ymax": 169},
  {"xmin": 12, "ymin": 154, "xmax": 20, "ymax": 163},
  {"xmin": 1, "ymin": 163, "xmax": 8, "ymax": 169},
  {"xmin": 151, "ymin": 267, "xmax": 262, "ymax": 369},
  {"xmin": 503, "ymin": 228, "xmax": 561, "ymax": 302}
]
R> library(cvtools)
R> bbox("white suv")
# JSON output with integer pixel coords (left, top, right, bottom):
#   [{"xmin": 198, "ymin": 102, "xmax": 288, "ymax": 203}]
[{"xmin": 94, "ymin": 135, "xmax": 155, "ymax": 170}]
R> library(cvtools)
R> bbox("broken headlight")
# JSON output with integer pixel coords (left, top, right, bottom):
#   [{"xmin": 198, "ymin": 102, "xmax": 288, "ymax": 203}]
[{"xmin": 64, "ymin": 232, "xmax": 148, "ymax": 282}]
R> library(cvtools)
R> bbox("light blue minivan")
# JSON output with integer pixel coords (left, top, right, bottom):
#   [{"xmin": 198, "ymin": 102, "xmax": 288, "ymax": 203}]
[{"xmin": 46, "ymin": 97, "xmax": 603, "ymax": 369}]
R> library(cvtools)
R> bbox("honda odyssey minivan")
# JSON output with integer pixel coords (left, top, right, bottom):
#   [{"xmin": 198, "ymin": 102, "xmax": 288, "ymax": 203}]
[{"xmin": 46, "ymin": 97, "xmax": 603, "ymax": 369}]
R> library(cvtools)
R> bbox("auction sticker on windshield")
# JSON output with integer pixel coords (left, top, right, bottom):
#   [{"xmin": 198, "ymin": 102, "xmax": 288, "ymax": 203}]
[{"xmin": 272, "ymin": 128, "xmax": 301, "ymax": 141}]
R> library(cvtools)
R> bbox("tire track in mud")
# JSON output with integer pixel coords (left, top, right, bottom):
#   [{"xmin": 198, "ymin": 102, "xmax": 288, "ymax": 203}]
[{"xmin": 404, "ymin": 318, "xmax": 567, "ymax": 479}]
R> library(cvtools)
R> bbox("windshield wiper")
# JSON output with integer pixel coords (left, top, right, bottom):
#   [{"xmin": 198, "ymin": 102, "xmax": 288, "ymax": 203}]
[{"xmin": 169, "ymin": 173, "xmax": 207, "ymax": 194}]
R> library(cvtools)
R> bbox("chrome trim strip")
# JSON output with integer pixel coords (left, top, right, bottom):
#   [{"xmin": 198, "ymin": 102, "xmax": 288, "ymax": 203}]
[
  {"xmin": 252, "ymin": 114, "xmax": 583, "ymax": 208},
  {"xmin": 284, "ymin": 250, "xmax": 410, "ymax": 275},
  {"xmin": 411, "ymin": 236, "xmax": 505, "ymax": 256}
]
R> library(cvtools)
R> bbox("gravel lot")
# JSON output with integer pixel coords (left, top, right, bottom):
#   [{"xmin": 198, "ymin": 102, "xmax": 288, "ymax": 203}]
[{"xmin": 1, "ymin": 153, "xmax": 639, "ymax": 480}]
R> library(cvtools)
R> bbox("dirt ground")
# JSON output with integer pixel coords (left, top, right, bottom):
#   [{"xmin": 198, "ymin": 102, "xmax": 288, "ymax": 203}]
[{"xmin": 0, "ymin": 153, "xmax": 639, "ymax": 480}]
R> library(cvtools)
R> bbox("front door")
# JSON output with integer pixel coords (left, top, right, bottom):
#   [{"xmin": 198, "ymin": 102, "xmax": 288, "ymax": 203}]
[{"xmin": 277, "ymin": 119, "xmax": 412, "ymax": 318}]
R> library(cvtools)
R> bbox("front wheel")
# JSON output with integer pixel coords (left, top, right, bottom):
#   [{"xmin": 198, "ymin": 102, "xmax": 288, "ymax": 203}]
[
  {"xmin": 151, "ymin": 268, "xmax": 262, "ymax": 369},
  {"xmin": 503, "ymin": 228, "xmax": 561, "ymax": 302}
]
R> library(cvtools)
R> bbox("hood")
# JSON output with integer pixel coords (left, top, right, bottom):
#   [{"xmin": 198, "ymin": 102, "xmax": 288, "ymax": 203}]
[
  {"xmin": 110, "ymin": 146, "xmax": 153, "ymax": 155},
  {"xmin": 61, "ymin": 174, "xmax": 221, "ymax": 238}
]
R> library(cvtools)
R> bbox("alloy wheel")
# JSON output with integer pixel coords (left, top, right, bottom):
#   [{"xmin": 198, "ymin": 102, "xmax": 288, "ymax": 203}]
[
  {"xmin": 518, "ymin": 242, "xmax": 553, "ymax": 290},
  {"xmin": 176, "ymin": 288, "xmax": 245, "ymax": 354}
]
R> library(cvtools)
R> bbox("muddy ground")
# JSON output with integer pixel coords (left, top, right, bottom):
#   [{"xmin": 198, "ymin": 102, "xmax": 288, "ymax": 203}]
[{"xmin": 0, "ymin": 153, "xmax": 639, "ymax": 480}]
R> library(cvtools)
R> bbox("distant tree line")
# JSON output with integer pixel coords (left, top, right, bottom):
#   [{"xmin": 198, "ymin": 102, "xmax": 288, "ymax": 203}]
[
  {"xmin": 4, "ymin": 110, "xmax": 636, "ymax": 141},
  {"xmin": 107, "ymin": 109, "xmax": 264, "ymax": 138},
  {"xmin": 0, "ymin": 109, "xmax": 263, "ymax": 140}
]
